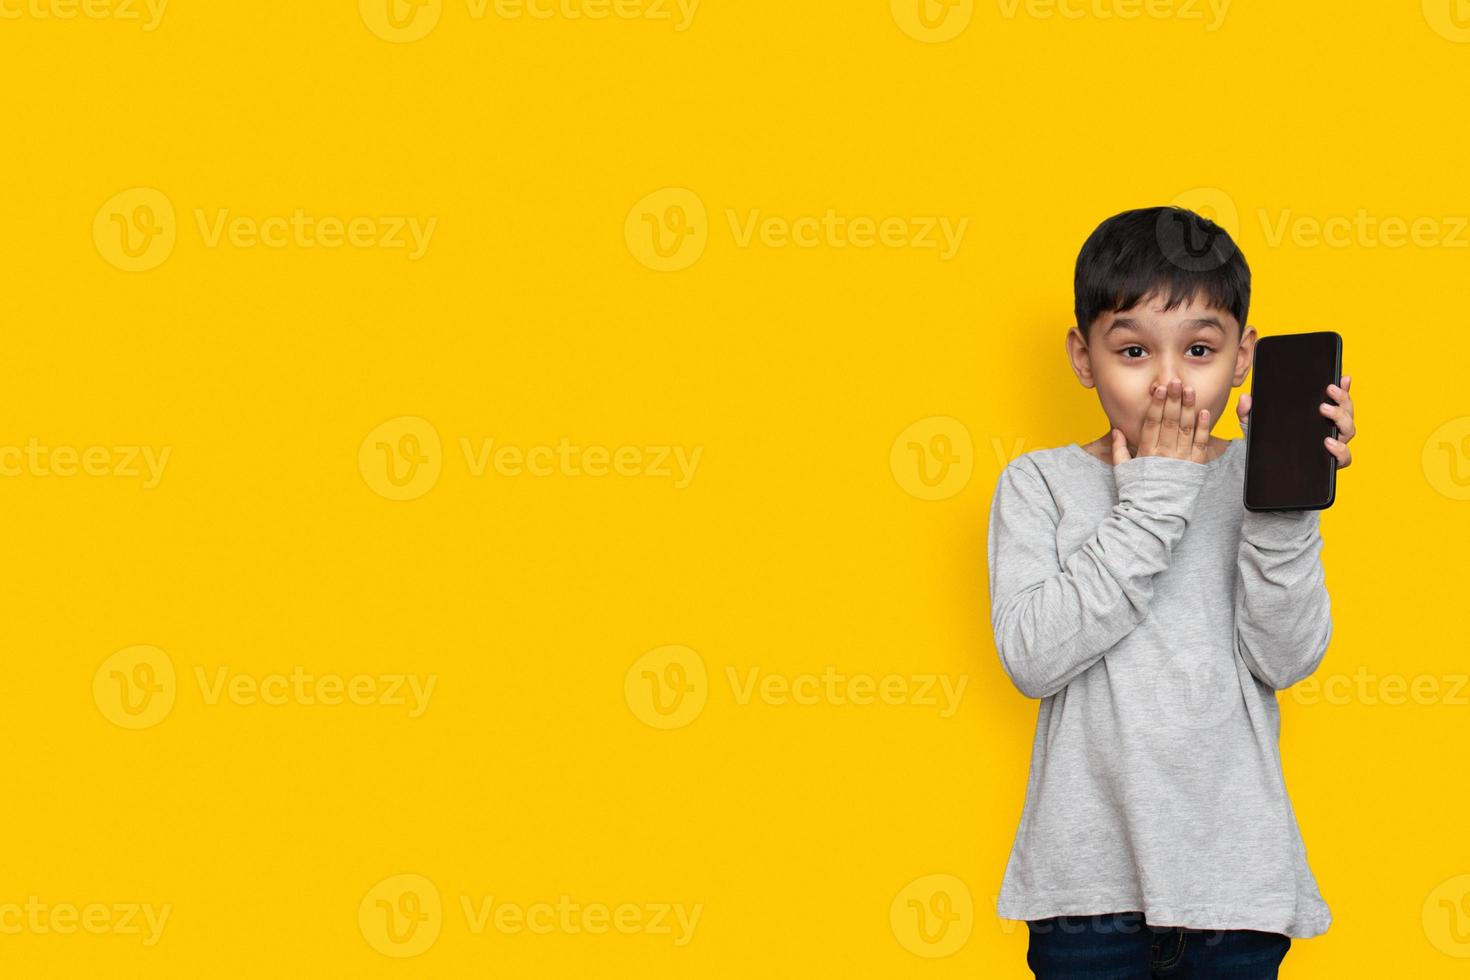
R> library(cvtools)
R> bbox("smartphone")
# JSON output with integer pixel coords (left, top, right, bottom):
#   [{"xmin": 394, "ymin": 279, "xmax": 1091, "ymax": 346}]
[{"xmin": 1242, "ymin": 331, "xmax": 1343, "ymax": 512}]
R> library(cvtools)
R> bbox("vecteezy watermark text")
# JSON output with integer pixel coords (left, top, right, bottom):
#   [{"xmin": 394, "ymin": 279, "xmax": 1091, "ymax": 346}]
[
  {"xmin": 0, "ymin": 0, "xmax": 167, "ymax": 30},
  {"xmin": 0, "ymin": 440, "xmax": 170, "ymax": 488},
  {"xmin": 625, "ymin": 646, "xmax": 971, "ymax": 730},
  {"xmin": 359, "ymin": 417, "xmax": 704, "ymax": 501},
  {"xmin": 357, "ymin": 874, "xmax": 702, "ymax": 958},
  {"xmin": 93, "ymin": 646, "xmax": 439, "ymax": 729},
  {"xmin": 0, "ymin": 898, "xmax": 170, "ymax": 946}
]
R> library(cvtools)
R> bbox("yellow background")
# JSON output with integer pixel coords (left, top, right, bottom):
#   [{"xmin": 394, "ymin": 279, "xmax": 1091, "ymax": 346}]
[{"xmin": 2, "ymin": 0, "xmax": 1468, "ymax": 976}]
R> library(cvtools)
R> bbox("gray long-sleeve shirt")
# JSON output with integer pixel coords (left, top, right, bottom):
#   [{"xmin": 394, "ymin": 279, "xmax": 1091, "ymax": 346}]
[{"xmin": 986, "ymin": 438, "xmax": 1332, "ymax": 939}]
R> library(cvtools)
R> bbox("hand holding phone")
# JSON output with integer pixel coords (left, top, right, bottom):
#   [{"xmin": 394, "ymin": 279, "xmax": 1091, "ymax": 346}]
[{"xmin": 1240, "ymin": 331, "xmax": 1350, "ymax": 511}]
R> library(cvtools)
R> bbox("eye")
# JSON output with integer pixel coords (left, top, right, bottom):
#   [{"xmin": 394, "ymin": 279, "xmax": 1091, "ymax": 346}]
[
  {"xmin": 1121, "ymin": 345, "xmax": 1146, "ymax": 358},
  {"xmin": 1187, "ymin": 344, "xmax": 1213, "ymax": 357}
]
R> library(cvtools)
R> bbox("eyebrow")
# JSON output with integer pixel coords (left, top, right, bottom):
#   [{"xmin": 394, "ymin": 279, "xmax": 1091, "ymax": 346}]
[{"xmin": 1105, "ymin": 316, "xmax": 1225, "ymax": 336}]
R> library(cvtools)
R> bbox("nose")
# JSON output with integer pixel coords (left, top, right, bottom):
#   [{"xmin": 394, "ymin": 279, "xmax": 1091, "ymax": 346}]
[{"xmin": 1155, "ymin": 360, "xmax": 1185, "ymax": 386}]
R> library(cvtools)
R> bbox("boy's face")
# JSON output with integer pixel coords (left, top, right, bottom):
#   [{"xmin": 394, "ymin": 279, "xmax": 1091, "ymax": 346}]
[{"xmin": 1066, "ymin": 291, "xmax": 1256, "ymax": 451}]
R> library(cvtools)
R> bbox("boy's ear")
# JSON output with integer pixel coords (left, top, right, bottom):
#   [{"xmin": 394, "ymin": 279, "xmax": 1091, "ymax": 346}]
[
  {"xmin": 1232, "ymin": 326, "xmax": 1258, "ymax": 387},
  {"xmin": 1065, "ymin": 326, "xmax": 1097, "ymax": 389}
]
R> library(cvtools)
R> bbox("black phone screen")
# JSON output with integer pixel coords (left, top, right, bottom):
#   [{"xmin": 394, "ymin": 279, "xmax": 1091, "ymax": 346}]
[{"xmin": 1242, "ymin": 331, "xmax": 1342, "ymax": 512}]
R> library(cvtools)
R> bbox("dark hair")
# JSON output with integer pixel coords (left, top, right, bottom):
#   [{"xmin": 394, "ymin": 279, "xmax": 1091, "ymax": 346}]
[{"xmin": 1074, "ymin": 206, "xmax": 1250, "ymax": 342}]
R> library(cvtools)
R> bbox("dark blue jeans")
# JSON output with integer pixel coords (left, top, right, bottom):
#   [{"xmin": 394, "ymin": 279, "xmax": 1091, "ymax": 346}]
[{"xmin": 1026, "ymin": 910, "xmax": 1291, "ymax": 979}]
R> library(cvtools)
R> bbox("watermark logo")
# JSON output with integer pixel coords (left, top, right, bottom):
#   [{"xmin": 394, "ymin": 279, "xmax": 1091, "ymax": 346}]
[
  {"xmin": 890, "ymin": 416, "xmax": 973, "ymax": 500},
  {"xmin": 1168, "ymin": 186, "xmax": 1240, "ymax": 239},
  {"xmin": 1158, "ymin": 187, "xmax": 1239, "ymax": 272},
  {"xmin": 625, "ymin": 645, "xmax": 708, "ymax": 729},
  {"xmin": 626, "ymin": 187, "xmax": 708, "ymax": 272},
  {"xmin": 94, "ymin": 188, "xmax": 176, "ymax": 272},
  {"xmin": 1423, "ymin": 417, "xmax": 1470, "ymax": 501},
  {"xmin": 1423, "ymin": 874, "xmax": 1470, "ymax": 957},
  {"xmin": 360, "ymin": 416, "xmax": 443, "ymax": 501},
  {"xmin": 891, "ymin": 0, "xmax": 973, "ymax": 42},
  {"xmin": 890, "ymin": 873, "xmax": 973, "ymax": 958},
  {"xmin": 93, "ymin": 645, "xmax": 176, "ymax": 730},
  {"xmin": 360, "ymin": 874, "xmax": 443, "ymax": 958},
  {"xmin": 1150, "ymin": 655, "xmax": 1239, "ymax": 732},
  {"xmin": 1424, "ymin": 0, "xmax": 1470, "ymax": 42},
  {"xmin": 360, "ymin": 0, "xmax": 442, "ymax": 41}
]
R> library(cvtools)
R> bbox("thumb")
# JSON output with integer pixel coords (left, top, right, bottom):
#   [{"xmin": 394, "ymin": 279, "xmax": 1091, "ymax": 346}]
[
  {"xmin": 1110, "ymin": 428, "xmax": 1131, "ymax": 466},
  {"xmin": 1237, "ymin": 393, "xmax": 1252, "ymax": 435}
]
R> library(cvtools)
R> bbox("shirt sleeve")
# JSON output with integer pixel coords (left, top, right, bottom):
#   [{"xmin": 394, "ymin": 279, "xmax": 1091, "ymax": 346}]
[
  {"xmin": 1233, "ymin": 508, "xmax": 1333, "ymax": 690},
  {"xmin": 987, "ymin": 454, "xmax": 1209, "ymax": 699}
]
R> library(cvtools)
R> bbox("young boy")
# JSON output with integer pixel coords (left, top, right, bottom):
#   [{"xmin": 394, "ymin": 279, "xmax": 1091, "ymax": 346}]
[{"xmin": 986, "ymin": 206, "xmax": 1357, "ymax": 978}]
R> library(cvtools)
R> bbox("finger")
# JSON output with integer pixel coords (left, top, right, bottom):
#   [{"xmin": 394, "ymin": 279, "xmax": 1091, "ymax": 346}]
[
  {"xmin": 1319, "ymin": 400, "xmax": 1356, "ymax": 441},
  {"xmin": 1110, "ymin": 428, "xmax": 1131, "ymax": 466},
  {"xmin": 1140, "ymin": 380, "xmax": 1166, "ymax": 455},
  {"xmin": 1326, "ymin": 382, "xmax": 1353, "ymax": 414},
  {"xmin": 1325, "ymin": 435, "xmax": 1351, "ymax": 469},
  {"xmin": 1179, "ymin": 385, "xmax": 1198, "ymax": 450},
  {"xmin": 1190, "ymin": 408, "xmax": 1212, "ymax": 464},
  {"xmin": 1159, "ymin": 378, "xmax": 1183, "ymax": 455},
  {"xmin": 1237, "ymin": 392, "xmax": 1252, "ymax": 434},
  {"xmin": 1328, "ymin": 390, "xmax": 1346, "ymax": 437}
]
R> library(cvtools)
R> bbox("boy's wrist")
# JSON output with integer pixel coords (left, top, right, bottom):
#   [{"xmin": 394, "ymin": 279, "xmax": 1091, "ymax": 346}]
[
  {"xmin": 1114, "ymin": 453, "xmax": 1210, "ymax": 488},
  {"xmin": 1113, "ymin": 453, "xmax": 1209, "ymax": 517},
  {"xmin": 1242, "ymin": 506, "xmax": 1321, "ymax": 532}
]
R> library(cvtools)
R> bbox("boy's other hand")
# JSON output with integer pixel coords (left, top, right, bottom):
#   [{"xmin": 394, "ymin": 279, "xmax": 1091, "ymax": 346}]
[
  {"xmin": 1111, "ymin": 377, "xmax": 1214, "ymax": 466},
  {"xmin": 1236, "ymin": 374, "xmax": 1355, "ymax": 469}
]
